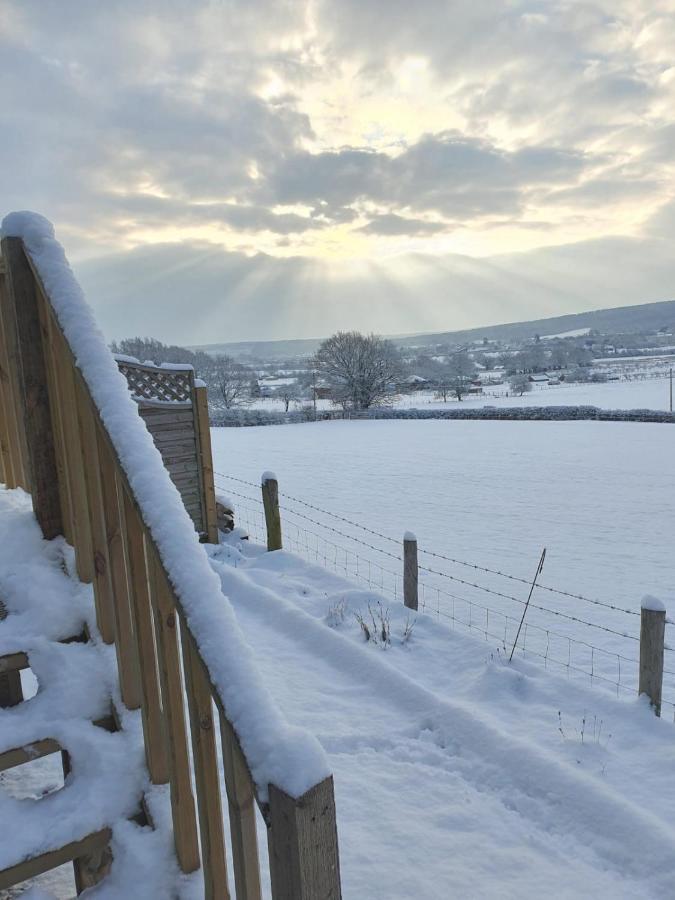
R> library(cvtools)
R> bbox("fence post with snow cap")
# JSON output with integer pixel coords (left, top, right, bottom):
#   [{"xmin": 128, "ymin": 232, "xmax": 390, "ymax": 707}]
[
  {"xmin": 639, "ymin": 595, "xmax": 666, "ymax": 717},
  {"xmin": 403, "ymin": 532, "xmax": 418, "ymax": 611},
  {"xmin": 262, "ymin": 471, "xmax": 283, "ymax": 551}
]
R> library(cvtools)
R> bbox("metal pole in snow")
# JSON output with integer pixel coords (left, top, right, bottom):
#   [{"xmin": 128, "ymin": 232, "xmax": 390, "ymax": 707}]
[{"xmin": 509, "ymin": 547, "xmax": 546, "ymax": 662}]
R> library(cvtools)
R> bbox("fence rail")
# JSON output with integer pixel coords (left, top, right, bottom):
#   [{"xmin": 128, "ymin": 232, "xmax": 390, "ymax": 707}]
[{"xmin": 0, "ymin": 226, "xmax": 341, "ymax": 898}]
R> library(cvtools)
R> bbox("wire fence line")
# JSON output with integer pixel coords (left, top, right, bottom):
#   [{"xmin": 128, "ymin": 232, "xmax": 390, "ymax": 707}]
[
  {"xmin": 214, "ymin": 470, "xmax": 640, "ymax": 619},
  {"xmin": 213, "ymin": 473, "xmax": 675, "ymax": 717}
]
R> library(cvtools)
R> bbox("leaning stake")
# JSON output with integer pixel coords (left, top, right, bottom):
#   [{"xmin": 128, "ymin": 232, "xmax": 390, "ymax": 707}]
[{"xmin": 509, "ymin": 547, "xmax": 546, "ymax": 662}]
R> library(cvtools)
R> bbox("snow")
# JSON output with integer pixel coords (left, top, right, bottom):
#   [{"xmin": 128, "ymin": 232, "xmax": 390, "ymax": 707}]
[
  {"xmin": 261, "ymin": 470, "xmax": 277, "ymax": 484},
  {"xmin": 211, "ymin": 419, "xmax": 675, "ymax": 709},
  {"xmin": 541, "ymin": 327, "xmax": 592, "ymax": 339},
  {"xmin": 404, "ymin": 531, "xmax": 417, "ymax": 542},
  {"xmin": 205, "ymin": 530, "xmax": 675, "ymax": 898},
  {"xmin": 642, "ymin": 595, "xmax": 666, "ymax": 613},
  {"xmin": 1, "ymin": 212, "xmax": 328, "ymax": 801}
]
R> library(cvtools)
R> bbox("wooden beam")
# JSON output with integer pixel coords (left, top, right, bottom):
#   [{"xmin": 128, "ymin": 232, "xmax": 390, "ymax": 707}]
[
  {"xmin": 268, "ymin": 777, "xmax": 341, "ymax": 900},
  {"xmin": 0, "ymin": 237, "xmax": 62, "ymax": 537},
  {"xmin": 0, "ymin": 828, "xmax": 112, "ymax": 892},
  {"xmin": 0, "ymin": 738, "xmax": 61, "ymax": 772}
]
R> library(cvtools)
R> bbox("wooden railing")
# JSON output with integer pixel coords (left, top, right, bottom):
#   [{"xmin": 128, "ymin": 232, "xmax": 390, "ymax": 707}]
[{"xmin": 0, "ymin": 233, "xmax": 341, "ymax": 899}]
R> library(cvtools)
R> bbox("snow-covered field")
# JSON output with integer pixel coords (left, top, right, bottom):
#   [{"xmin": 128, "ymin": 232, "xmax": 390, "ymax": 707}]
[
  {"xmin": 209, "ymin": 532, "xmax": 675, "ymax": 899},
  {"xmin": 249, "ymin": 373, "xmax": 673, "ymax": 415},
  {"xmin": 212, "ymin": 419, "xmax": 675, "ymax": 707}
]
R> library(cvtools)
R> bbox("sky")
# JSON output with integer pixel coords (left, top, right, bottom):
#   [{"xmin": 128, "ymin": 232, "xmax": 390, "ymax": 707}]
[{"xmin": 1, "ymin": 0, "xmax": 674, "ymax": 344}]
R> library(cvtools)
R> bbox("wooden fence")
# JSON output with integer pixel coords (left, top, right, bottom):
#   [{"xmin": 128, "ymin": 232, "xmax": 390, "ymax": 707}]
[
  {"xmin": 0, "ymin": 236, "xmax": 341, "ymax": 898},
  {"xmin": 117, "ymin": 357, "xmax": 217, "ymax": 541}
]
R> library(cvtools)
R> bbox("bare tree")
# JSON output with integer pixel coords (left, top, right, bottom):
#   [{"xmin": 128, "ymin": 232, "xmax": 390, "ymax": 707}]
[
  {"xmin": 436, "ymin": 351, "xmax": 477, "ymax": 401},
  {"xmin": 206, "ymin": 354, "xmax": 252, "ymax": 409},
  {"xmin": 508, "ymin": 373, "xmax": 532, "ymax": 396},
  {"xmin": 313, "ymin": 331, "xmax": 401, "ymax": 410},
  {"xmin": 274, "ymin": 382, "xmax": 301, "ymax": 412}
]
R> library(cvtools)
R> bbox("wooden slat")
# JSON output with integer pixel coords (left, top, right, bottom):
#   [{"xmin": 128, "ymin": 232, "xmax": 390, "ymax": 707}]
[
  {"xmin": 75, "ymin": 376, "xmax": 115, "ymax": 643},
  {"xmin": 180, "ymin": 616, "xmax": 229, "ymax": 896},
  {"xmin": 96, "ymin": 431, "xmax": 141, "ymax": 710},
  {"xmin": 220, "ymin": 715, "xmax": 262, "ymax": 900},
  {"xmin": 148, "ymin": 551, "xmax": 200, "ymax": 874},
  {"xmin": 0, "ymin": 738, "xmax": 61, "ymax": 771},
  {"xmin": 139, "ymin": 409, "xmax": 195, "ymax": 426},
  {"xmin": 0, "ymin": 828, "xmax": 112, "ymax": 892},
  {"xmin": 121, "ymin": 489, "xmax": 168, "ymax": 784},
  {"xmin": 0, "ymin": 238, "xmax": 62, "ymax": 537},
  {"xmin": 193, "ymin": 385, "xmax": 219, "ymax": 543},
  {"xmin": 52, "ymin": 323, "xmax": 94, "ymax": 582},
  {"xmin": 0, "ymin": 651, "xmax": 29, "ymax": 674}
]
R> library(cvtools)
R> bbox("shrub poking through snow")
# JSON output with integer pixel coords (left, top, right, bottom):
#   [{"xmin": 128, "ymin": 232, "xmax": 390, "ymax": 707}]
[{"xmin": 355, "ymin": 601, "xmax": 391, "ymax": 648}]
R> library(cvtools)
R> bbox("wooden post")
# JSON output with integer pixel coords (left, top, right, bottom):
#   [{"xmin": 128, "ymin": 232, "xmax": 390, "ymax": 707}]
[
  {"xmin": 261, "ymin": 472, "xmax": 282, "ymax": 551},
  {"xmin": 268, "ymin": 776, "xmax": 341, "ymax": 900},
  {"xmin": 1, "ymin": 236, "xmax": 62, "ymax": 536},
  {"xmin": 193, "ymin": 384, "xmax": 219, "ymax": 543},
  {"xmin": 639, "ymin": 596, "xmax": 666, "ymax": 717},
  {"xmin": 403, "ymin": 532, "xmax": 418, "ymax": 611}
]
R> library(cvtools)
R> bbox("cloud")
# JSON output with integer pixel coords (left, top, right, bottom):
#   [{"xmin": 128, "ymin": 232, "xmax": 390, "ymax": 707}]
[
  {"xmin": 357, "ymin": 213, "xmax": 448, "ymax": 235},
  {"xmin": 1, "ymin": 0, "xmax": 674, "ymax": 340}
]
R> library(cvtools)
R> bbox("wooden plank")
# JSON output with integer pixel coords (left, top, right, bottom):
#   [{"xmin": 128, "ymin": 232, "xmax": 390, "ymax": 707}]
[
  {"xmin": 220, "ymin": 714, "xmax": 262, "ymax": 900},
  {"xmin": 147, "ymin": 551, "xmax": 200, "ymax": 874},
  {"xmin": 121, "ymin": 489, "xmax": 168, "ymax": 784},
  {"xmin": 0, "ymin": 828, "xmax": 112, "ymax": 892},
  {"xmin": 144, "ymin": 426, "xmax": 198, "ymax": 444},
  {"xmin": 193, "ymin": 385, "xmax": 218, "ymax": 543},
  {"xmin": 74, "ymin": 375, "xmax": 115, "ymax": 643},
  {"xmin": 0, "ymin": 257, "xmax": 29, "ymax": 489},
  {"xmin": 0, "ymin": 236, "xmax": 61, "ymax": 533},
  {"xmin": 267, "ymin": 777, "xmax": 341, "ymax": 900},
  {"xmin": 0, "ymin": 738, "xmax": 61, "ymax": 771},
  {"xmin": 0, "ymin": 595, "xmax": 23, "ymax": 707},
  {"xmin": 96, "ymin": 431, "xmax": 141, "ymax": 710},
  {"xmin": 0, "ymin": 651, "xmax": 29, "ymax": 674},
  {"xmin": 180, "ymin": 616, "xmax": 229, "ymax": 896},
  {"xmin": 139, "ymin": 409, "xmax": 195, "ymax": 426}
]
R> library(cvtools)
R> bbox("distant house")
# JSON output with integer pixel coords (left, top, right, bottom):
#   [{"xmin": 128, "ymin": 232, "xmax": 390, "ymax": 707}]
[
  {"xmin": 314, "ymin": 385, "xmax": 333, "ymax": 400},
  {"xmin": 528, "ymin": 373, "xmax": 550, "ymax": 384}
]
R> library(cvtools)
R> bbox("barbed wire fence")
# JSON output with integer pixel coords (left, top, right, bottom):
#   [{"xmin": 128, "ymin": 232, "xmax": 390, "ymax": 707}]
[{"xmin": 214, "ymin": 471, "xmax": 675, "ymax": 718}]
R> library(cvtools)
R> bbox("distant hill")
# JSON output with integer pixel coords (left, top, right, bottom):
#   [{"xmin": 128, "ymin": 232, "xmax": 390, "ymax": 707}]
[
  {"xmin": 396, "ymin": 299, "xmax": 675, "ymax": 348},
  {"xmin": 190, "ymin": 298, "xmax": 675, "ymax": 359}
]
